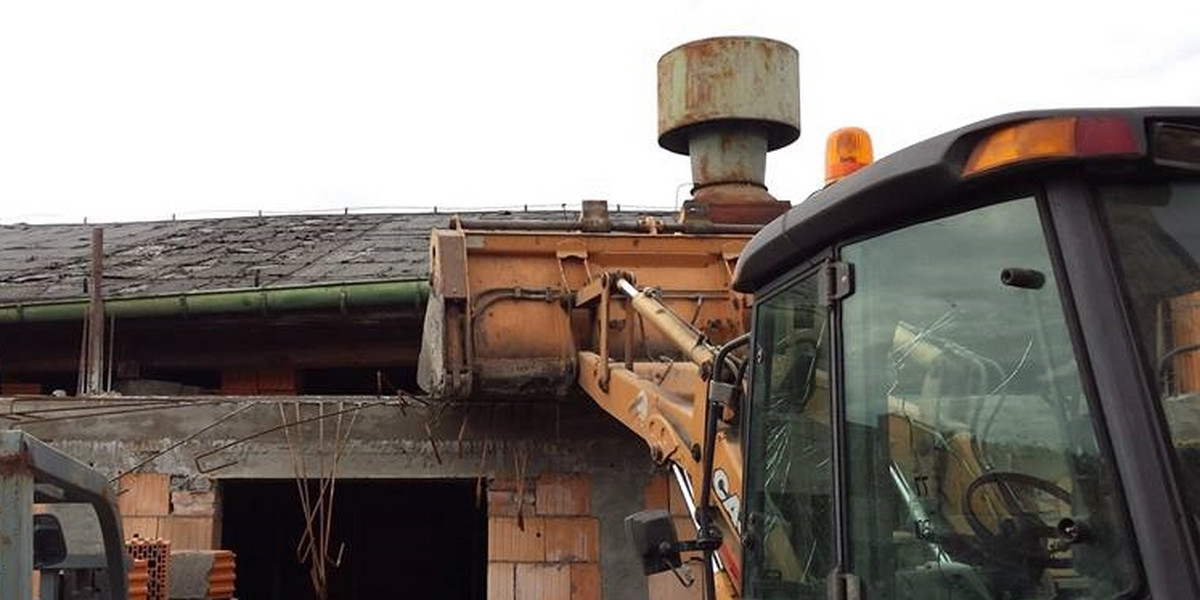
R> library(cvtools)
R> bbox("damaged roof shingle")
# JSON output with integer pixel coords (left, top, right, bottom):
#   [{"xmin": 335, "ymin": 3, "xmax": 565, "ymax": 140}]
[{"xmin": 0, "ymin": 210, "xmax": 617, "ymax": 303}]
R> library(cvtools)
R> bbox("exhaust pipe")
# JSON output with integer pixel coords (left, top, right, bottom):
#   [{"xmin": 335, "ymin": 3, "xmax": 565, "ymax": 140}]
[{"xmin": 657, "ymin": 37, "xmax": 800, "ymax": 225}]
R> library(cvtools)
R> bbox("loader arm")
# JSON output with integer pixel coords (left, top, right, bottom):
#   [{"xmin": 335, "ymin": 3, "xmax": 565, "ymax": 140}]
[
  {"xmin": 574, "ymin": 275, "xmax": 748, "ymax": 595},
  {"xmin": 418, "ymin": 211, "xmax": 754, "ymax": 597}
]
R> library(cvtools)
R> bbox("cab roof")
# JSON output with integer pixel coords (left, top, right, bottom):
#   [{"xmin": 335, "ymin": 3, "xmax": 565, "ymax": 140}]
[{"xmin": 732, "ymin": 107, "xmax": 1200, "ymax": 292}]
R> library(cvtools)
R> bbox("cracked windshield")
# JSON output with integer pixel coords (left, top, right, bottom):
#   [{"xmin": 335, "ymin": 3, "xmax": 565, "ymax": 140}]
[
  {"xmin": 744, "ymin": 269, "xmax": 833, "ymax": 600},
  {"xmin": 745, "ymin": 197, "xmax": 1138, "ymax": 599},
  {"xmin": 840, "ymin": 197, "xmax": 1136, "ymax": 598}
]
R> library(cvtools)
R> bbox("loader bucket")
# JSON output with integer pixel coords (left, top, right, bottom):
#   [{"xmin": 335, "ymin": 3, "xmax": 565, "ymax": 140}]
[{"xmin": 417, "ymin": 215, "xmax": 751, "ymax": 400}]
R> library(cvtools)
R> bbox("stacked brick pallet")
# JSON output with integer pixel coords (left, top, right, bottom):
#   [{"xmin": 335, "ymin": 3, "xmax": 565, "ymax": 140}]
[
  {"xmin": 208, "ymin": 550, "xmax": 237, "ymax": 599},
  {"xmin": 487, "ymin": 473, "xmax": 601, "ymax": 600},
  {"xmin": 126, "ymin": 536, "xmax": 172, "ymax": 600},
  {"xmin": 127, "ymin": 558, "xmax": 150, "ymax": 600},
  {"xmin": 169, "ymin": 550, "xmax": 237, "ymax": 600},
  {"xmin": 120, "ymin": 471, "xmax": 236, "ymax": 599}
]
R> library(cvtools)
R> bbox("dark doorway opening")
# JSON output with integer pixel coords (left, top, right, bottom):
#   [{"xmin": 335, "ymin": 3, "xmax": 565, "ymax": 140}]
[
  {"xmin": 299, "ymin": 367, "xmax": 416, "ymax": 395},
  {"xmin": 220, "ymin": 479, "xmax": 486, "ymax": 600}
]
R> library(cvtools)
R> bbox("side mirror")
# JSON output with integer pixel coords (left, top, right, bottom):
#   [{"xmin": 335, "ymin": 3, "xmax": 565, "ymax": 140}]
[
  {"xmin": 33, "ymin": 513, "xmax": 68, "ymax": 568},
  {"xmin": 625, "ymin": 509, "xmax": 682, "ymax": 575}
]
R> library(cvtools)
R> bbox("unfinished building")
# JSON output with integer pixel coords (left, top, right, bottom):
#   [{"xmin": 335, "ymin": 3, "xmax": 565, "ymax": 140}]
[
  {"xmin": 0, "ymin": 35, "xmax": 812, "ymax": 600},
  {"xmin": 0, "ymin": 210, "xmax": 697, "ymax": 600}
]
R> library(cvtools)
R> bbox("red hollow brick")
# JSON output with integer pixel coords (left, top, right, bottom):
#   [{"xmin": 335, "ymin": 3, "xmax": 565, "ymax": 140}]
[
  {"xmin": 118, "ymin": 473, "xmax": 171, "ymax": 516},
  {"xmin": 570, "ymin": 563, "xmax": 602, "ymax": 600},
  {"xmin": 536, "ymin": 473, "xmax": 590, "ymax": 516},
  {"xmin": 544, "ymin": 517, "xmax": 600, "ymax": 563},
  {"xmin": 668, "ymin": 477, "xmax": 692, "ymax": 517},
  {"xmin": 488, "ymin": 563, "xmax": 515, "ymax": 600},
  {"xmin": 644, "ymin": 473, "xmax": 670, "ymax": 510},
  {"xmin": 515, "ymin": 563, "xmax": 570, "ymax": 600},
  {"xmin": 488, "ymin": 517, "xmax": 546, "ymax": 562}
]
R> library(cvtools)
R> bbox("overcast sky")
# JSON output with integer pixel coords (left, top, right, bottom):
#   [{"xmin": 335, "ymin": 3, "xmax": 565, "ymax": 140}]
[{"xmin": 1, "ymin": 1, "xmax": 1197, "ymax": 224}]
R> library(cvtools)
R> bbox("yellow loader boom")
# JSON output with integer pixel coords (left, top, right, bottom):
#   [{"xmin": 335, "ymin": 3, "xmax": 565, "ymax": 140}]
[
  {"xmin": 418, "ymin": 36, "xmax": 801, "ymax": 599},
  {"xmin": 417, "ymin": 204, "xmax": 758, "ymax": 595}
]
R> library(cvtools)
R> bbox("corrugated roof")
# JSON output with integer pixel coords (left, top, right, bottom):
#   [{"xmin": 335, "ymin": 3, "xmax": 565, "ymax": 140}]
[{"xmin": 0, "ymin": 210, "xmax": 626, "ymax": 303}]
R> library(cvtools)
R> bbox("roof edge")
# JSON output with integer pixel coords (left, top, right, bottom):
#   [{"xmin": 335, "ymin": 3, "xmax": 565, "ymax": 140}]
[{"xmin": 0, "ymin": 279, "xmax": 430, "ymax": 323}]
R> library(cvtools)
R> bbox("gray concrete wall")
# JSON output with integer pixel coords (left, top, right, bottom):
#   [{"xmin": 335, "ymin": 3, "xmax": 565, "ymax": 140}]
[{"xmin": 4, "ymin": 395, "xmax": 660, "ymax": 600}]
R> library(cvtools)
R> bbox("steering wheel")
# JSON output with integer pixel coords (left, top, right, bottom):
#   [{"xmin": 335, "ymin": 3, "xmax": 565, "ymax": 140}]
[{"xmin": 962, "ymin": 471, "xmax": 1074, "ymax": 570}]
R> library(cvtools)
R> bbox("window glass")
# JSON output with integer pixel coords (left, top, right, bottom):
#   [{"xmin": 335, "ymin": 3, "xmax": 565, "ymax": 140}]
[
  {"xmin": 1101, "ymin": 180, "xmax": 1200, "ymax": 522},
  {"xmin": 840, "ymin": 198, "xmax": 1136, "ymax": 599},
  {"xmin": 743, "ymin": 271, "xmax": 834, "ymax": 600}
]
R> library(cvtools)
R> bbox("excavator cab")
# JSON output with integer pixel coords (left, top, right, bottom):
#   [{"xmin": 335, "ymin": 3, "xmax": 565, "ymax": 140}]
[{"xmin": 734, "ymin": 111, "xmax": 1200, "ymax": 599}]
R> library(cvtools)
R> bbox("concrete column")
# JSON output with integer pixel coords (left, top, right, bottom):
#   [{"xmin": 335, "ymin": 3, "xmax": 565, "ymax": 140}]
[{"xmin": 0, "ymin": 457, "xmax": 35, "ymax": 600}]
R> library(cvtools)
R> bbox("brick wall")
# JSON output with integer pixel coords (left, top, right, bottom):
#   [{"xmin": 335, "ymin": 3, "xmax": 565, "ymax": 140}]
[
  {"xmin": 643, "ymin": 473, "xmax": 704, "ymax": 600},
  {"xmin": 487, "ymin": 470, "xmax": 704, "ymax": 600},
  {"xmin": 487, "ymin": 473, "xmax": 601, "ymax": 600},
  {"xmin": 118, "ymin": 473, "xmax": 219, "ymax": 551},
  {"xmin": 0, "ymin": 379, "xmax": 41, "ymax": 394},
  {"xmin": 220, "ymin": 367, "xmax": 297, "ymax": 395}
]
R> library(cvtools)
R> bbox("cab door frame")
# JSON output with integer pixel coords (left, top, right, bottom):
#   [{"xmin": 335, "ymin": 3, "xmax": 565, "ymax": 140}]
[{"xmin": 1045, "ymin": 176, "xmax": 1200, "ymax": 597}]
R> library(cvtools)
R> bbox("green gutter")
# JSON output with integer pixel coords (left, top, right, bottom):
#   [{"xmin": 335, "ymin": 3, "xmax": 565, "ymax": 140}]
[{"xmin": 0, "ymin": 279, "xmax": 430, "ymax": 323}]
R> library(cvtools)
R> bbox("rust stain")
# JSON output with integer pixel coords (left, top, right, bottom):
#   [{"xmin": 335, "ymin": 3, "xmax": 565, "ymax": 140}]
[
  {"xmin": 425, "ymin": 230, "xmax": 751, "ymax": 400},
  {"xmin": 661, "ymin": 37, "xmax": 797, "ymax": 144},
  {"xmin": 760, "ymin": 40, "xmax": 775, "ymax": 64},
  {"xmin": 720, "ymin": 132, "xmax": 738, "ymax": 154},
  {"xmin": 0, "ymin": 447, "xmax": 32, "ymax": 477},
  {"xmin": 695, "ymin": 153, "xmax": 711, "ymax": 183},
  {"xmin": 689, "ymin": 186, "xmax": 789, "ymax": 226}
]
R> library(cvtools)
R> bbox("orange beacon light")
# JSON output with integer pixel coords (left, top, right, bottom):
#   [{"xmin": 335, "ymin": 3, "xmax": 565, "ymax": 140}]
[{"xmin": 825, "ymin": 127, "xmax": 874, "ymax": 184}]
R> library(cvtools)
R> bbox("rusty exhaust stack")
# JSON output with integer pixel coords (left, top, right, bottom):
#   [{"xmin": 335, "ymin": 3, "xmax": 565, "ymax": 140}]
[{"xmin": 658, "ymin": 37, "xmax": 799, "ymax": 225}]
